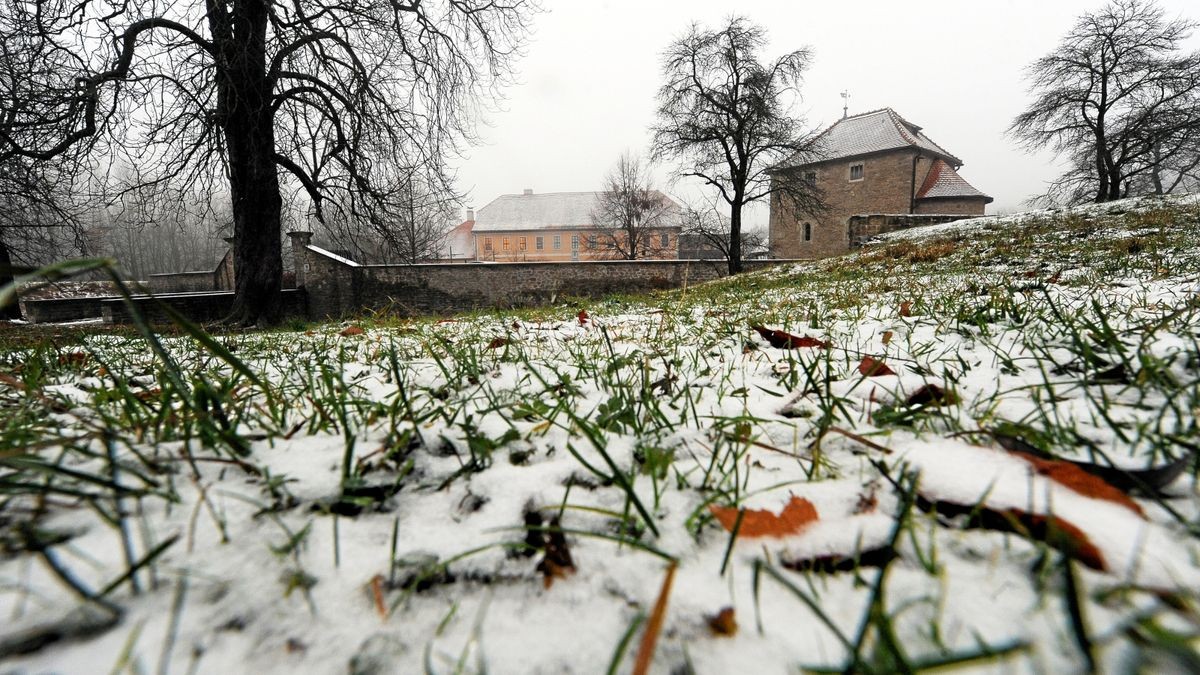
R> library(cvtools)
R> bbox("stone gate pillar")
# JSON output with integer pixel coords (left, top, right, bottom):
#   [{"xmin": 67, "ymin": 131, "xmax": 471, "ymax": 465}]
[{"xmin": 287, "ymin": 231, "xmax": 313, "ymax": 288}]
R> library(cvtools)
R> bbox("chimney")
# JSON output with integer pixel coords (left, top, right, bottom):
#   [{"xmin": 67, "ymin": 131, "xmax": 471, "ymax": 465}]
[
  {"xmin": 523, "ymin": 188, "xmax": 533, "ymax": 196},
  {"xmin": 466, "ymin": 208, "xmax": 475, "ymax": 222}
]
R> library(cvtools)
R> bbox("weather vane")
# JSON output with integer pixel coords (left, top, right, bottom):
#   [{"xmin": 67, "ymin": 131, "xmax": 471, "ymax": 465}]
[{"xmin": 841, "ymin": 90, "xmax": 851, "ymax": 119}]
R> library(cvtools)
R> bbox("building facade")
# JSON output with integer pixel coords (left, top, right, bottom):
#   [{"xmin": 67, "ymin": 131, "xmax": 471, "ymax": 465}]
[
  {"xmin": 770, "ymin": 108, "xmax": 992, "ymax": 259},
  {"xmin": 472, "ymin": 190, "xmax": 681, "ymax": 262}
]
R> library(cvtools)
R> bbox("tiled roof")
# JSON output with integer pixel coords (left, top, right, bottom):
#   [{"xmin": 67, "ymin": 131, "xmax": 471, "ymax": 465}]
[
  {"xmin": 780, "ymin": 108, "xmax": 962, "ymax": 168},
  {"xmin": 915, "ymin": 160, "xmax": 992, "ymax": 202},
  {"xmin": 473, "ymin": 191, "xmax": 681, "ymax": 232}
]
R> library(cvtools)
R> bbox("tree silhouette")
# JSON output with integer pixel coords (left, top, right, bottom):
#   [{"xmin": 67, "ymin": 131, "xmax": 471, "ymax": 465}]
[
  {"xmin": 588, "ymin": 153, "xmax": 677, "ymax": 260},
  {"xmin": 0, "ymin": 0, "xmax": 535, "ymax": 324},
  {"xmin": 651, "ymin": 16, "xmax": 823, "ymax": 274},
  {"xmin": 1011, "ymin": 0, "xmax": 1200, "ymax": 204}
]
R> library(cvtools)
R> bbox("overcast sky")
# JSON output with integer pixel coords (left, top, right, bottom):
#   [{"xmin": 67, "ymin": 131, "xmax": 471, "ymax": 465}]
[{"xmin": 453, "ymin": 0, "xmax": 1200, "ymax": 225}]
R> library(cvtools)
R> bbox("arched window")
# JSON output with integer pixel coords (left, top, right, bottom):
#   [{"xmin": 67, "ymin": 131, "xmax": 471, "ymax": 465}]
[{"xmin": 803, "ymin": 222, "xmax": 812, "ymax": 241}]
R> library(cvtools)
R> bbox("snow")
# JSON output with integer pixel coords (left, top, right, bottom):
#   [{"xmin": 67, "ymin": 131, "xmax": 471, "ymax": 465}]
[
  {"xmin": 1, "ymin": 195, "xmax": 1199, "ymax": 673},
  {"xmin": 307, "ymin": 245, "xmax": 361, "ymax": 267}
]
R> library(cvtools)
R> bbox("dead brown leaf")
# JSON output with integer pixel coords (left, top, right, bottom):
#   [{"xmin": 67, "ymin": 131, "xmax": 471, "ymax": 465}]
[
  {"xmin": 536, "ymin": 517, "xmax": 576, "ymax": 588},
  {"xmin": 857, "ymin": 356, "xmax": 896, "ymax": 377},
  {"xmin": 905, "ymin": 384, "xmax": 958, "ymax": 407},
  {"xmin": 57, "ymin": 352, "xmax": 89, "ymax": 367},
  {"xmin": 339, "ymin": 325, "xmax": 365, "ymax": 337},
  {"xmin": 1011, "ymin": 451, "xmax": 1144, "ymax": 517},
  {"xmin": 369, "ymin": 574, "xmax": 387, "ymax": 619},
  {"xmin": 751, "ymin": 325, "xmax": 830, "ymax": 349},
  {"xmin": 709, "ymin": 495, "xmax": 819, "ymax": 538},
  {"xmin": 706, "ymin": 607, "xmax": 738, "ymax": 637}
]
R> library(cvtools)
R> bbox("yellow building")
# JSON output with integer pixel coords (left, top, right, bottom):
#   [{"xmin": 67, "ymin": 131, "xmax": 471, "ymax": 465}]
[{"xmin": 473, "ymin": 190, "xmax": 681, "ymax": 262}]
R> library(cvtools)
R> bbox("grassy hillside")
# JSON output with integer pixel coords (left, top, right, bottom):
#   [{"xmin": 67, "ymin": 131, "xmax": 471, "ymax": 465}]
[{"xmin": 1, "ymin": 195, "xmax": 1198, "ymax": 673}]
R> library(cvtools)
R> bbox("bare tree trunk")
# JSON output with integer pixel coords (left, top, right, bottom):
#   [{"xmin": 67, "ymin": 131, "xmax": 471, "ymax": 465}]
[
  {"xmin": 1151, "ymin": 144, "xmax": 1164, "ymax": 195},
  {"xmin": 728, "ymin": 199, "xmax": 743, "ymax": 275},
  {"xmin": 1094, "ymin": 128, "xmax": 1109, "ymax": 203},
  {"xmin": 214, "ymin": 0, "xmax": 283, "ymax": 325},
  {"xmin": 0, "ymin": 238, "xmax": 21, "ymax": 320}
]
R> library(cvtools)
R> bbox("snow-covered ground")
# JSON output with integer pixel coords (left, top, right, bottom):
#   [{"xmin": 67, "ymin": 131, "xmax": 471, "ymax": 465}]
[{"xmin": 2, "ymin": 195, "xmax": 1199, "ymax": 673}]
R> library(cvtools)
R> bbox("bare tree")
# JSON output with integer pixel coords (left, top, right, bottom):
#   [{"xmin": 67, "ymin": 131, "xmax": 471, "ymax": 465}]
[
  {"xmin": 1010, "ymin": 0, "xmax": 1200, "ymax": 205},
  {"xmin": 0, "ymin": 157, "xmax": 93, "ymax": 319},
  {"xmin": 102, "ymin": 193, "xmax": 232, "ymax": 277},
  {"xmin": 0, "ymin": 0, "xmax": 535, "ymax": 324},
  {"xmin": 677, "ymin": 201, "xmax": 766, "ymax": 261},
  {"xmin": 650, "ymin": 16, "xmax": 823, "ymax": 275},
  {"xmin": 1136, "ymin": 90, "xmax": 1200, "ymax": 195},
  {"xmin": 308, "ymin": 171, "xmax": 455, "ymax": 264},
  {"xmin": 588, "ymin": 153, "xmax": 677, "ymax": 260}
]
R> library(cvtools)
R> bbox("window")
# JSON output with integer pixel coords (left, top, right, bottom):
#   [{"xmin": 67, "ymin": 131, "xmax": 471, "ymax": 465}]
[
  {"xmin": 503, "ymin": 238, "xmax": 510, "ymax": 251},
  {"xmin": 804, "ymin": 171, "xmax": 817, "ymax": 183},
  {"xmin": 536, "ymin": 237, "xmax": 544, "ymax": 250},
  {"xmin": 803, "ymin": 222, "xmax": 812, "ymax": 242},
  {"xmin": 553, "ymin": 235, "xmax": 561, "ymax": 250},
  {"xmin": 659, "ymin": 233, "xmax": 669, "ymax": 247},
  {"xmin": 483, "ymin": 238, "xmax": 492, "ymax": 251},
  {"xmin": 849, "ymin": 163, "xmax": 864, "ymax": 181},
  {"xmin": 586, "ymin": 236, "xmax": 596, "ymax": 250},
  {"xmin": 518, "ymin": 236, "xmax": 527, "ymax": 251},
  {"xmin": 571, "ymin": 235, "xmax": 579, "ymax": 250}
]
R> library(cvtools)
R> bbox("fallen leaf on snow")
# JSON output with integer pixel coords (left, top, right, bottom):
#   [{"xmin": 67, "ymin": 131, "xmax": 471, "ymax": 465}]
[
  {"xmin": 368, "ymin": 574, "xmax": 387, "ymax": 619},
  {"xmin": 751, "ymin": 325, "xmax": 830, "ymax": 349},
  {"xmin": 857, "ymin": 356, "xmax": 896, "ymax": 377},
  {"xmin": 339, "ymin": 325, "xmax": 365, "ymax": 336},
  {"xmin": 881, "ymin": 330, "xmax": 894, "ymax": 345},
  {"xmin": 1011, "ymin": 451, "xmax": 1144, "ymax": 517},
  {"xmin": 709, "ymin": 495, "xmax": 819, "ymax": 538},
  {"xmin": 991, "ymin": 431, "xmax": 1192, "ymax": 496},
  {"xmin": 781, "ymin": 545, "xmax": 898, "ymax": 574},
  {"xmin": 899, "ymin": 301, "xmax": 913, "ymax": 317},
  {"xmin": 905, "ymin": 384, "xmax": 958, "ymax": 407},
  {"xmin": 486, "ymin": 337, "xmax": 510, "ymax": 349},
  {"xmin": 922, "ymin": 498, "xmax": 1108, "ymax": 571},
  {"xmin": 57, "ymin": 352, "xmax": 89, "ymax": 367},
  {"xmin": 706, "ymin": 607, "xmax": 738, "ymax": 636},
  {"xmin": 535, "ymin": 517, "xmax": 576, "ymax": 588},
  {"xmin": 577, "ymin": 310, "xmax": 589, "ymax": 326}
]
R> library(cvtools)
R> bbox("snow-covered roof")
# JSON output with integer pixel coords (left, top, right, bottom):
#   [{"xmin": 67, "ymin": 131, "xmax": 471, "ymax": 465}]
[
  {"xmin": 473, "ymin": 191, "xmax": 682, "ymax": 232},
  {"xmin": 915, "ymin": 160, "xmax": 993, "ymax": 203},
  {"xmin": 780, "ymin": 108, "xmax": 962, "ymax": 168}
]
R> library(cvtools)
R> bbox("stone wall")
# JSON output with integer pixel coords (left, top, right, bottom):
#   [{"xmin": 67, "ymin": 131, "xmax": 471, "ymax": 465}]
[
  {"xmin": 290, "ymin": 231, "xmax": 796, "ymax": 319},
  {"xmin": 23, "ymin": 297, "xmax": 107, "ymax": 323},
  {"xmin": 145, "ymin": 248, "xmax": 236, "ymax": 294},
  {"xmin": 147, "ymin": 271, "xmax": 218, "ymax": 294},
  {"xmin": 847, "ymin": 213, "xmax": 975, "ymax": 248},
  {"xmin": 101, "ymin": 289, "xmax": 306, "ymax": 324}
]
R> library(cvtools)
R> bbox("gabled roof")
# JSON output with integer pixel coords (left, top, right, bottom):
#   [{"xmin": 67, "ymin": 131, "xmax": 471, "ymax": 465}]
[
  {"xmin": 473, "ymin": 190, "xmax": 681, "ymax": 232},
  {"xmin": 780, "ymin": 108, "xmax": 962, "ymax": 168},
  {"xmin": 915, "ymin": 160, "xmax": 993, "ymax": 203}
]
